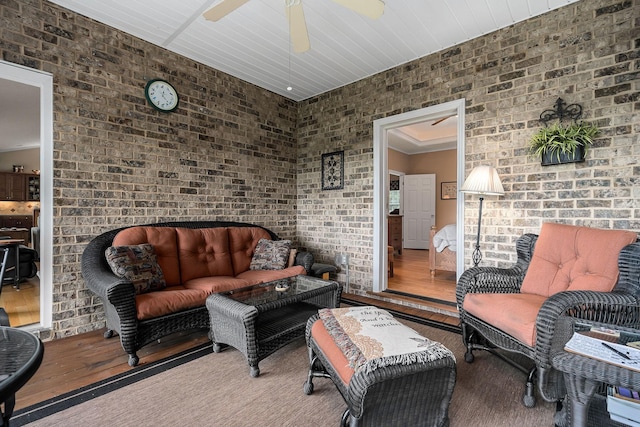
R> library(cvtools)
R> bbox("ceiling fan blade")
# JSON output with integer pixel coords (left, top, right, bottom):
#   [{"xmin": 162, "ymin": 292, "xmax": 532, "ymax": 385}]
[
  {"xmin": 286, "ymin": 2, "xmax": 310, "ymax": 53},
  {"xmin": 203, "ymin": 0, "xmax": 250, "ymax": 22},
  {"xmin": 330, "ymin": 0, "xmax": 384, "ymax": 20},
  {"xmin": 432, "ymin": 116, "xmax": 454, "ymax": 126}
]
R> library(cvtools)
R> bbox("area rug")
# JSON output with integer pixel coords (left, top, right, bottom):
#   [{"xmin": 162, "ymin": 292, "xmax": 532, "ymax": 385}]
[{"xmin": 13, "ymin": 317, "xmax": 557, "ymax": 427}]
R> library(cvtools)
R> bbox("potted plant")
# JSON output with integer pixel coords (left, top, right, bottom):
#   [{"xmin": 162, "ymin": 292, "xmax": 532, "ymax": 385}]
[{"xmin": 529, "ymin": 121, "xmax": 599, "ymax": 166}]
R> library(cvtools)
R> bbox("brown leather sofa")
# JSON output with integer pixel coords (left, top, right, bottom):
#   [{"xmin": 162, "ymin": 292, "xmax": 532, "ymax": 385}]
[{"xmin": 81, "ymin": 221, "xmax": 312, "ymax": 366}]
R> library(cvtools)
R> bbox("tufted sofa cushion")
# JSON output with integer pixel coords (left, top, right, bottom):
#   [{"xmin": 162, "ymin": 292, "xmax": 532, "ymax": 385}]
[
  {"xmin": 113, "ymin": 227, "xmax": 181, "ymax": 286},
  {"xmin": 176, "ymin": 227, "xmax": 234, "ymax": 282},
  {"xmin": 228, "ymin": 226, "xmax": 271, "ymax": 274},
  {"xmin": 520, "ymin": 222, "xmax": 637, "ymax": 296}
]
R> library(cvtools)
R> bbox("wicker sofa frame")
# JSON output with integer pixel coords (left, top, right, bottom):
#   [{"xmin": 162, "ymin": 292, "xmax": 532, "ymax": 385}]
[
  {"xmin": 304, "ymin": 314, "xmax": 456, "ymax": 427},
  {"xmin": 456, "ymin": 233, "xmax": 640, "ymax": 408},
  {"xmin": 81, "ymin": 220, "xmax": 313, "ymax": 367}
]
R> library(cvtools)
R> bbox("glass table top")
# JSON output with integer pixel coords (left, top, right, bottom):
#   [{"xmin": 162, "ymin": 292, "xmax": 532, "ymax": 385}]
[{"xmin": 219, "ymin": 275, "xmax": 335, "ymax": 306}]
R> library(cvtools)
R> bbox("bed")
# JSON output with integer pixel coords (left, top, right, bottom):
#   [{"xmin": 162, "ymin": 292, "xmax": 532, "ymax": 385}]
[{"xmin": 429, "ymin": 224, "xmax": 456, "ymax": 276}]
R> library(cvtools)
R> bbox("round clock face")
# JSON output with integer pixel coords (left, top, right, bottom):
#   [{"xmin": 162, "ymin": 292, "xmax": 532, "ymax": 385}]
[{"xmin": 145, "ymin": 79, "xmax": 179, "ymax": 112}]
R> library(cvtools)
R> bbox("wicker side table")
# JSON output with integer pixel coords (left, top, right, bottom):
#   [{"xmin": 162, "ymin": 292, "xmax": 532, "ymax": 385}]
[
  {"xmin": 206, "ymin": 275, "xmax": 341, "ymax": 377},
  {"xmin": 551, "ymin": 320, "xmax": 640, "ymax": 427}
]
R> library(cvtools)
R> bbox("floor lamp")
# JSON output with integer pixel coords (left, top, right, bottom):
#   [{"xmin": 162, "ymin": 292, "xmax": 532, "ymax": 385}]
[{"xmin": 460, "ymin": 165, "xmax": 505, "ymax": 266}]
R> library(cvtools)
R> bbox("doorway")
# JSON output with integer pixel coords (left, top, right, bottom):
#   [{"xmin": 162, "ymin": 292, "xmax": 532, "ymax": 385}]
[
  {"xmin": 0, "ymin": 60, "xmax": 53, "ymax": 330},
  {"xmin": 373, "ymin": 99, "xmax": 466, "ymax": 302}
]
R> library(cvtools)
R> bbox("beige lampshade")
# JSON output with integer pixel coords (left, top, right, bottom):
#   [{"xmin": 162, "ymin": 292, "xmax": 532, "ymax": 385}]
[{"xmin": 460, "ymin": 165, "xmax": 505, "ymax": 196}]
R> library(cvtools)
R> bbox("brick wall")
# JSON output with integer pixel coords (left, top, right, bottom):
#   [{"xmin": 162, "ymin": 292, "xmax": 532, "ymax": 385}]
[
  {"xmin": 1, "ymin": 1, "xmax": 299, "ymax": 337},
  {"xmin": 296, "ymin": 0, "xmax": 640, "ymax": 294},
  {"xmin": 1, "ymin": 0, "xmax": 638, "ymax": 337}
]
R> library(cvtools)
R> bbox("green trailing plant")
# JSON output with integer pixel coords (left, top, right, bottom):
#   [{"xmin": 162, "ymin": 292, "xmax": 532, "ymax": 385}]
[{"xmin": 529, "ymin": 121, "xmax": 600, "ymax": 163}]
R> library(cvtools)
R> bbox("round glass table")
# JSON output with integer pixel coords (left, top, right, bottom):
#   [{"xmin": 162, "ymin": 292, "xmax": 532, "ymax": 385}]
[{"xmin": 0, "ymin": 327, "xmax": 44, "ymax": 427}]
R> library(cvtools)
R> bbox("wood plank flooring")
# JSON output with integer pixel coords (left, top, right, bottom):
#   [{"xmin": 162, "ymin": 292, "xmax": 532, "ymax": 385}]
[
  {"xmin": 0, "ymin": 274, "xmax": 40, "ymax": 327},
  {"xmin": 387, "ymin": 248, "xmax": 457, "ymax": 303},
  {"xmin": 13, "ymin": 294, "xmax": 460, "ymax": 412}
]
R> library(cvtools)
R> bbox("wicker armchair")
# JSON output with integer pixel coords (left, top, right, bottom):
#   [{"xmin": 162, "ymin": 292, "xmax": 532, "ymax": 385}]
[{"xmin": 456, "ymin": 223, "xmax": 640, "ymax": 408}]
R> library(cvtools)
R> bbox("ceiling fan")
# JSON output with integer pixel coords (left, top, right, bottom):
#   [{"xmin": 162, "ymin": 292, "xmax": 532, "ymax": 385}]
[{"xmin": 203, "ymin": 0, "xmax": 385, "ymax": 53}]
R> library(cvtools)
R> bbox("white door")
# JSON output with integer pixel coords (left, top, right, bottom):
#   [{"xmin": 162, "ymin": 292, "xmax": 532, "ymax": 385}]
[{"xmin": 402, "ymin": 174, "xmax": 435, "ymax": 249}]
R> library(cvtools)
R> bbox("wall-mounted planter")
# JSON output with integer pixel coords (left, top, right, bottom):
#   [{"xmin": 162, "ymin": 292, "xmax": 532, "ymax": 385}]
[{"xmin": 540, "ymin": 145, "xmax": 585, "ymax": 166}]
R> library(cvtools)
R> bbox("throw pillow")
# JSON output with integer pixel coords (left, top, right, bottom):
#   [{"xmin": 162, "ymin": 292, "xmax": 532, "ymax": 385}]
[
  {"xmin": 105, "ymin": 243, "xmax": 166, "ymax": 294},
  {"xmin": 250, "ymin": 238, "xmax": 291, "ymax": 270}
]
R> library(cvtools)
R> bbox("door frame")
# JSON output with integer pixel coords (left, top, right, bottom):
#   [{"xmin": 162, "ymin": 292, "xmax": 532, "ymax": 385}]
[
  {"xmin": 373, "ymin": 98, "xmax": 466, "ymax": 293},
  {"xmin": 0, "ymin": 60, "xmax": 53, "ymax": 330}
]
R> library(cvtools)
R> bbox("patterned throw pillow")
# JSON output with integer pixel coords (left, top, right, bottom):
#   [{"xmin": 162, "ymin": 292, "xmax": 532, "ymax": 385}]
[
  {"xmin": 105, "ymin": 244, "xmax": 166, "ymax": 294},
  {"xmin": 250, "ymin": 238, "xmax": 292, "ymax": 271}
]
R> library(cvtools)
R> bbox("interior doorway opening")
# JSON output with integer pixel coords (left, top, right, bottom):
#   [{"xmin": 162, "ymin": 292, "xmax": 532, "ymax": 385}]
[
  {"xmin": 0, "ymin": 60, "xmax": 53, "ymax": 330},
  {"xmin": 373, "ymin": 99, "xmax": 466, "ymax": 308}
]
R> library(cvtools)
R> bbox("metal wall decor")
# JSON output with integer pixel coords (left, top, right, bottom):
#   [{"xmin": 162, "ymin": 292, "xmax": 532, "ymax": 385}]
[
  {"xmin": 539, "ymin": 97, "xmax": 583, "ymax": 125},
  {"xmin": 321, "ymin": 151, "xmax": 344, "ymax": 190}
]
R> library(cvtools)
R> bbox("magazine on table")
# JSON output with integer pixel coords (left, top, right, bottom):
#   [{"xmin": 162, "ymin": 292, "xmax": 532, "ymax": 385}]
[{"xmin": 564, "ymin": 324, "xmax": 640, "ymax": 372}]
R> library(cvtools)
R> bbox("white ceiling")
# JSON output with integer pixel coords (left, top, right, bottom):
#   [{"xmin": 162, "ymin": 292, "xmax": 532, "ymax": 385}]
[
  {"xmin": 1, "ymin": 0, "xmax": 579, "ymax": 154},
  {"xmin": 0, "ymin": 78, "xmax": 40, "ymax": 153},
  {"xmin": 389, "ymin": 115, "xmax": 458, "ymax": 155},
  {"xmin": 48, "ymin": 0, "xmax": 579, "ymax": 102}
]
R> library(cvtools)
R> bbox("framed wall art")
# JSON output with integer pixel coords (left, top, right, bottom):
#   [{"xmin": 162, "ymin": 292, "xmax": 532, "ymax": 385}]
[
  {"xmin": 441, "ymin": 181, "xmax": 457, "ymax": 200},
  {"xmin": 321, "ymin": 151, "xmax": 344, "ymax": 190}
]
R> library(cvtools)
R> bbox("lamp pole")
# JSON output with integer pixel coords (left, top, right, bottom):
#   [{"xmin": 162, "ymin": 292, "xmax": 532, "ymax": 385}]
[{"xmin": 472, "ymin": 195, "xmax": 484, "ymax": 267}]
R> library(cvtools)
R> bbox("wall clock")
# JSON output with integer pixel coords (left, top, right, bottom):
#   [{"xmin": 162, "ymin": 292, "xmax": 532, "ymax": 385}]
[{"xmin": 144, "ymin": 79, "xmax": 179, "ymax": 112}]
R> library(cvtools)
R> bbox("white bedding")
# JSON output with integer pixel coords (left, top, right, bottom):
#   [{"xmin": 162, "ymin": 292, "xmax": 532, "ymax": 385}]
[{"xmin": 433, "ymin": 224, "xmax": 456, "ymax": 252}]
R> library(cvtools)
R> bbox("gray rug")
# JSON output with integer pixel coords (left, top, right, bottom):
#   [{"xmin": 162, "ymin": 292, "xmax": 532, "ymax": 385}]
[{"xmin": 17, "ymin": 320, "xmax": 556, "ymax": 427}]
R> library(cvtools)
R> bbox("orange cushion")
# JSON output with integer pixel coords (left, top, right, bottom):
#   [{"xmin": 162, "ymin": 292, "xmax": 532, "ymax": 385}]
[
  {"xmin": 113, "ymin": 227, "xmax": 181, "ymax": 286},
  {"xmin": 235, "ymin": 265, "xmax": 306, "ymax": 284},
  {"xmin": 227, "ymin": 227, "xmax": 271, "ymax": 274},
  {"xmin": 310, "ymin": 319, "xmax": 354, "ymax": 385},
  {"xmin": 463, "ymin": 293, "xmax": 548, "ymax": 347},
  {"xmin": 135, "ymin": 285, "xmax": 207, "ymax": 320},
  {"xmin": 520, "ymin": 223, "xmax": 637, "ymax": 297},
  {"xmin": 176, "ymin": 228, "xmax": 234, "ymax": 282},
  {"xmin": 182, "ymin": 276, "xmax": 251, "ymax": 294}
]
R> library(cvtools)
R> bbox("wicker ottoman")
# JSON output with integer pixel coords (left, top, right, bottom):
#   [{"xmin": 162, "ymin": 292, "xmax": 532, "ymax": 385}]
[{"xmin": 304, "ymin": 307, "xmax": 456, "ymax": 427}]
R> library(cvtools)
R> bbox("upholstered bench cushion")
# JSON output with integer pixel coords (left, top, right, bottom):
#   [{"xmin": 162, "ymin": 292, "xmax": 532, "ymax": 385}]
[{"xmin": 310, "ymin": 319, "xmax": 354, "ymax": 385}]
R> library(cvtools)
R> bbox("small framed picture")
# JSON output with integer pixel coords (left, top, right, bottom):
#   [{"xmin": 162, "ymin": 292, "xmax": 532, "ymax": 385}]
[
  {"xmin": 322, "ymin": 151, "xmax": 344, "ymax": 190},
  {"xmin": 441, "ymin": 181, "xmax": 457, "ymax": 200}
]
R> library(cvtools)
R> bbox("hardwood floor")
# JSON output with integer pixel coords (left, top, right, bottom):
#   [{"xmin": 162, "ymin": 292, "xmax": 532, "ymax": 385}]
[
  {"xmin": 382, "ymin": 248, "xmax": 458, "ymax": 317},
  {"xmin": 0, "ymin": 273, "xmax": 40, "ymax": 327},
  {"xmin": 14, "ymin": 294, "xmax": 460, "ymax": 413}
]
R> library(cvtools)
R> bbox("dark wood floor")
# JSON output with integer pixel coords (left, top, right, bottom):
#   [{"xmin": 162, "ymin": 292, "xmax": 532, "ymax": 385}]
[{"xmin": 14, "ymin": 294, "xmax": 459, "ymax": 412}]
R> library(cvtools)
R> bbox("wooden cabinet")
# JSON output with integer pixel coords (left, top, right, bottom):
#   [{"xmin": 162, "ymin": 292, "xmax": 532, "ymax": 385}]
[
  {"xmin": 26, "ymin": 174, "xmax": 40, "ymax": 201},
  {"xmin": 0, "ymin": 173, "xmax": 40, "ymax": 201},
  {"xmin": 0, "ymin": 172, "xmax": 26, "ymax": 201},
  {"xmin": 2, "ymin": 215, "xmax": 33, "ymax": 228},
  {"xmin": 388, "ymin": 215, "xmax": 403, "ymax": 255}
]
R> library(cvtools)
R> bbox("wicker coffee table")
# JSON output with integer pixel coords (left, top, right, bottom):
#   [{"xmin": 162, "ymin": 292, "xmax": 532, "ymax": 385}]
[{"xmin": 206, "ymin": 275, "xmax": 342, "ymax": 377}]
